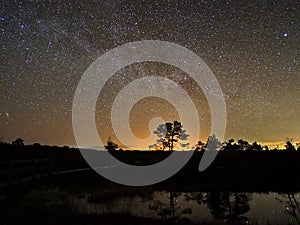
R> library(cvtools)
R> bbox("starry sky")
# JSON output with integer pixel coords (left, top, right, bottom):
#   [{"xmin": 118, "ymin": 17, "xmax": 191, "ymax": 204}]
[{"xmin": 1, "ymin": 0, "xmax": 299, "ymax": 149}]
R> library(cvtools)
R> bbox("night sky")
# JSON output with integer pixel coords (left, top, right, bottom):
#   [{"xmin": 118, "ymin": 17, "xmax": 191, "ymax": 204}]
[{"xmin": 1, "ymin": 0, "xmax": 299, "ymax": 149}]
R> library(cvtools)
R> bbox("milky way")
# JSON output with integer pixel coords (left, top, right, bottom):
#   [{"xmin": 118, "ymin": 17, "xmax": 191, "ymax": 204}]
[{"xmin": 0, "ymin": 0, "xmax": 299, "ymax": 148}]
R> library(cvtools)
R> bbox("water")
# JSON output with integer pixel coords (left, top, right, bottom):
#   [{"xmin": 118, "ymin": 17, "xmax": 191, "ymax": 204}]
[{"xmin": 67, "ymin": 191, "xmax": 300, "ymax": 224}]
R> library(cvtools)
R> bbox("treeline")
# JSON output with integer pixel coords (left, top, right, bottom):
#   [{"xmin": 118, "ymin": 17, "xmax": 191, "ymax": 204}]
[
  {"xmin": 0, "ymin": 139, "xmax": 88, "ymax": 172},
  {"xmin": 195, "ymin": 135, "xmax": 300, "ymax": 152},
  {"xmin": 1, "ymin": 136, "xmax": 300, "ymax": 154},
  {"xmin": 1, "ymin": 138, "xmax": 300, "ymax": 190}
]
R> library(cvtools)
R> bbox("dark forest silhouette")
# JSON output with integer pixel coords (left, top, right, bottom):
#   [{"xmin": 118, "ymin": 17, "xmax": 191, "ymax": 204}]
[
  {"xmin": 1, "ymin": 134, "xmax": 300, "ymax": 192},
  {"xmin": 2, "ymin": 118, "xmax": 299, "ymax": 152},
  {"xmin": 1, "ymin": 136, "xmax": 300, "ymax": 225},
  {"xmin": 1, "ymin": 119, "xmax": 300, "ymax": 192}
]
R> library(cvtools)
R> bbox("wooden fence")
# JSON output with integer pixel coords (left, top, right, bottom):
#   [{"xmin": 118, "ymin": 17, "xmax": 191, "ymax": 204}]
[{"xmin": 0, "ymin": 158, "xmax": 54, "ymax": 187}]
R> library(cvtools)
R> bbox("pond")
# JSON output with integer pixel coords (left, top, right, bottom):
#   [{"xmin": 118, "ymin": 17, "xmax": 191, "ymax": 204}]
[
  {"xmin": 71, "ymin": 191, "xmax": 300, "ymax": 225},
  {"xmin": 7, "ymin": 187, "xmax": 299, "ymax": 225}
]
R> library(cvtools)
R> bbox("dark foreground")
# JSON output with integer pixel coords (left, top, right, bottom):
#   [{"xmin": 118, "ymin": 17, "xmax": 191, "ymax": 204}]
[{"xmin": 1, "ymin": 145, "xmax": 300, "ymax": 224}]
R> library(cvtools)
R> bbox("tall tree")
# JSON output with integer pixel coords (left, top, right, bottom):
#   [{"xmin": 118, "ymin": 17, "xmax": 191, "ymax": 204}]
[
  {"xmin": 104, "ymin": 137, "xmax": 118, "ymax": 152},
  {"xmin": 153, "ymin": 121, "xmax": 189, "ymax": 151}
]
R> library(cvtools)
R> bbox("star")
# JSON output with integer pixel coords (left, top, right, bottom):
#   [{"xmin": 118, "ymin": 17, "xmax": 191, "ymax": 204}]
[{"xmin": 0, "ymin": 0, "xmax": 299, "ymax": 148}]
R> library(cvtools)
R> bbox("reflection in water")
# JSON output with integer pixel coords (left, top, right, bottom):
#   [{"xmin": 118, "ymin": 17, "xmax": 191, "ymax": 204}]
[
  {"xmin": 276, "ymin": 193, "xmax": 300, "ymax": 224},
  {"xmin": 14, "ymin": 188, "xmax": 300, "ymax": 225},
  {"xmin": 206, "ymin": 192, "xmax": 251, "ymax": 224},
  {"xmin": 148, "ymin": 191, "xmax": 194, "ymax": 220},
  {"xmin": 147, "ymin": 191, "xmax": 251, "ymax": 224}
]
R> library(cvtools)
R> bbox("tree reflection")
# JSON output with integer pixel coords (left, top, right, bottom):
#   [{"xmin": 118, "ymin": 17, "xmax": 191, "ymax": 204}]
[
  {"xmin": 276, "ymin": 193, "xmax": 300, "ymax": 224},
  {"xmin": 205, "ymin": 192, "xmax": 251, "ymax": 224},
  {"xmin": 148, "ymin": 191, "xmax": 251, "ymax": 224},
  {"xmin": 148, "ymin": 191, "xmax": 192, "ymax": 221}
]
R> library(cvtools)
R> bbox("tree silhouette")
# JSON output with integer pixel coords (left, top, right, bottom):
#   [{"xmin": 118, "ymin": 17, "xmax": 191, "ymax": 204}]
[
  {"xmin": 285, "ymin": 138, "xmax": 296, "ymax": 151},
  {"xmin": 12, "ymin": 137, "xmax": 24, "ymax": 146},
  {"xmin": 285, "ymin": 141, "xmax": 296, "ymax": 151},
  {"xmin": 248, "ymin": 141, "xmax": 263, "ymax": 151},
  {"xmin": 237, "ymin": 139, "xmax": 250, "ymax": 151},
  {"xmin": 205, "ymin": 134, "xmax": 221, "ymax": 151},
  {"xmin": 222, "ymin": 139, "xmax": 238, "ymax": 151},
  {"xmin": 263, "ymin": 145, "xmax": 269, "ymax": 151},
  {"xmin": 153, "ymin": 121, "xmax": 189, "ymax": 151},
  {"xmin": 104, "ymin": 137, "xmax": 118, "ymax": 152},
  {"xmin": 195, "ymin": 140, "xmax": 205, "ymax": 151},
  {"xmin": 297, "ymin": 142, "xmax": 300, "ymax": 151}
]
